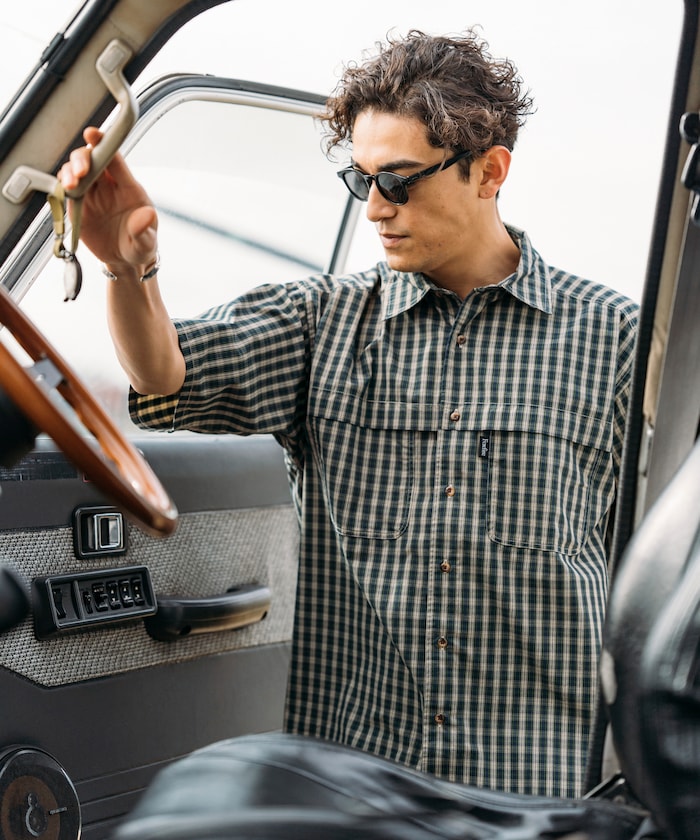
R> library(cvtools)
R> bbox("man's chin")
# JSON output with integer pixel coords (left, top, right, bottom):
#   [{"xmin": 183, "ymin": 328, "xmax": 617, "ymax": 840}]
[{"xmin": 384, "ymin": 253, "xmax": 417, "ymax": 274}]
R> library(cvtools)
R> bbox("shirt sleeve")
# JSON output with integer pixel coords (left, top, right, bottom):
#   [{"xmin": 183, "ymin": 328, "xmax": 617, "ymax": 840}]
[{"xmin": 129, "ymin": 281, "xmax": 314, "ymax": 438}]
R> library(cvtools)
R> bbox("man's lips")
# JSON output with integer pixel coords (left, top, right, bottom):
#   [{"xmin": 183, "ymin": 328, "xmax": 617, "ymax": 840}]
[{"xmin": 378, "ymin": 231, "xmax": 407, "ymax": 248}]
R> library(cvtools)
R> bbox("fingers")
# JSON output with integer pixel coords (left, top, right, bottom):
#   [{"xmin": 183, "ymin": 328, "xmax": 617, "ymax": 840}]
[
  {"xmin": 83, "ymin": 126, "xmax": 103, "ymax": 146},
  {"xmin": 83, "ymin": 124, "xmax": 138, "ymax": 187},
  {"xmin": 58, "ymin": 145, "xmax": 91, "ymax": 190},
  {"xmin": 59, "ymin": 125, "xmax": 130, "ymax": 190},
  {"xmin": 58, "ymin": 128, "xmax": 97, "ymax": 190}
]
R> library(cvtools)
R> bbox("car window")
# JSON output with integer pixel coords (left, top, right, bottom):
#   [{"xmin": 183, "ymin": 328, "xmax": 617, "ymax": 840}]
[
  {"xmin": 11, "ymin": 83, "xmax": 354, "ymax": 431},
  {"xmin": 126, "ymin": 94, "xmax": 347, "ymax": 315}
]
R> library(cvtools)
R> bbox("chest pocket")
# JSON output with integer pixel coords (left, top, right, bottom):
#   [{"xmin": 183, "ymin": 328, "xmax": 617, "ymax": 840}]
[
  {"xmin": 483, "ymin": 407, "xmax": 613, "ymax": 556},
  {"xmin": 310, "ymin": 415, "xmax": 414, "ymax": 540}
]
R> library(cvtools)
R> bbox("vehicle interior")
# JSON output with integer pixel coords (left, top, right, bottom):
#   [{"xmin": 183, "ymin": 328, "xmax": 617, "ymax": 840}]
[{"xmin": 0, "ymin": 0, "xmax": 697, "ymax": 838}]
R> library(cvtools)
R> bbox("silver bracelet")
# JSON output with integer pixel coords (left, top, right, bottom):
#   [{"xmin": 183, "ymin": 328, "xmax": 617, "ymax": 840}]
[{"xmin": 102, "ymin": 252, "xmax": 160, "ymax": 282}]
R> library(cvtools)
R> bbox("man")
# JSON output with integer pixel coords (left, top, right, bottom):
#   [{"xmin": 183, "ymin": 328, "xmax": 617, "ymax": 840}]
[{"xmin": 60, "ymin": 29, "xmax": 638, "ymax": 798}]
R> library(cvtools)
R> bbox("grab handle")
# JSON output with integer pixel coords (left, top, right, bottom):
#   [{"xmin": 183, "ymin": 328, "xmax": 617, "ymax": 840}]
[
  {"xmin": 144, "ymin": 583, "xmax": 271, "ymax": 642},
  {"xmin": 3, "ymin": 39, "xmax": 138, "ymax": 205}
]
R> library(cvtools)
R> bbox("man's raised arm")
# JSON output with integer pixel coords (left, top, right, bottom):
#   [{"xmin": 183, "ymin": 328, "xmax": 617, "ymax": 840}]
[{"xmin": 59, "ymin": 126, "xmax": 185, "ymax": 396}]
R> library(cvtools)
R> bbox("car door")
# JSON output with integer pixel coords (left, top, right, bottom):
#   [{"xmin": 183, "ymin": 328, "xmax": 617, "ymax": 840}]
[
  {"xmin": 0, "ymin": 1, "xmax": 687, "ymax": 838},
  {"xmin": 0, "ymin": 9, "xmax": 364, "ymax": 840}
]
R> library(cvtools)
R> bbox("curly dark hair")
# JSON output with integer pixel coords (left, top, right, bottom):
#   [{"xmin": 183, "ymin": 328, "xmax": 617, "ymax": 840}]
[{"xmin": 321, "ymin": 28, "xmax": 534, "ymax": 173}]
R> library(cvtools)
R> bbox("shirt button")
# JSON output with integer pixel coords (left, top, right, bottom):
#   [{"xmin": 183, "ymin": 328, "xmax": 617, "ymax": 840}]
[
  {"xmin": 444, "ymin": 485, "xmax": 456, "ymax": 497},
  {"xmin": 437, "ymin": 636, "xmax": 448, "ymax": 649},
  {"xmin": 434, "ymin": 713, "xmax": 446, "ymax": 725},
  {"xmin": 449, "ymin": 410, "xmax": 460, "ymax": 422},
  {"xmin": 440, "ymin": 561, "xmax": 451, "ymax": 573},
  {"xmin": 456, "ymin": 334, "xmax": 466, "ymax": 346}
]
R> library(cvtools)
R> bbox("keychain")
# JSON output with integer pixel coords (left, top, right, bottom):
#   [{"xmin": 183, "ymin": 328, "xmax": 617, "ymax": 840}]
[{"xmin": 47, "ymin": 184, "xmax": 83, "ymax": 301}]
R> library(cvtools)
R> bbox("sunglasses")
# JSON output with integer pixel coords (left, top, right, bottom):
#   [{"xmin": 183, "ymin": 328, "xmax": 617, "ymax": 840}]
[{"xmin": 337, "ymin": 149, "xmax": 472, "ymax": 206}]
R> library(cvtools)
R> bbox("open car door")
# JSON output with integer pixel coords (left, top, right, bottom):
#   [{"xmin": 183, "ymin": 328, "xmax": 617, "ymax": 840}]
[
  {"xmin": 0, "ymin": 2, "xmax": 362, "ymax": 837},
  {"xmin": 0, "ymin": 1, "xmax": 691, "ymax": 839}
]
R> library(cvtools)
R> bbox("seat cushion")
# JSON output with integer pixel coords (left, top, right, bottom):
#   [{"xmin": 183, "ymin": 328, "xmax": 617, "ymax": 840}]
[
  {"xmin": 112, "ymin": 733, "xmax": 648, "ymax": 839},
  {"xmin": 637, "ymin": 531, "xmax": 700, "ymax": 840},
  {"xmin": 602, "ymin": 437, "xmax": 700, "ymax": 840}
]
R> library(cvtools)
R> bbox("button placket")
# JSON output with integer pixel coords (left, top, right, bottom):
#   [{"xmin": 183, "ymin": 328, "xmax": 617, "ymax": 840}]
[{"xmin": 425, "ymin": 314, "xmax": 472, "ymax": 758}]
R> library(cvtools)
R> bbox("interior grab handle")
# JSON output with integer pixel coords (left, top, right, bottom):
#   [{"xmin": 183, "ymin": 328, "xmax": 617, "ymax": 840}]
[
  {"xmin": 144, "ymin": 583, "xmax": 272, "ymax": 642},
  {"xmin": 2, "ymin": 39, "xmax": 138, "ymax": 205}
]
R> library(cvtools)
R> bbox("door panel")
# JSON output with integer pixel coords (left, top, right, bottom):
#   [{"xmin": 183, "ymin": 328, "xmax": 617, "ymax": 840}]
[
  {"xmin": 0, "ymin": 74, "xmax": 357, "ymax": 838},
  {"xmin": 0, "ymin": 433, "xmax": 297, "ymax": 838}
]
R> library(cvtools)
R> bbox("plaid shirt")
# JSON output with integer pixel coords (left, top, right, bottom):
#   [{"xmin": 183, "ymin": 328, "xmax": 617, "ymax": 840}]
[{"xmin": 131, "ymin": 227, "xmax": 638, "ymax": 797}]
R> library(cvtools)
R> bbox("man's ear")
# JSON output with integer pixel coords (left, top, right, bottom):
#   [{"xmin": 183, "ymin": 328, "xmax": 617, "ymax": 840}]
[{"xmin": 478, "ymin": 146, "xmax": 511, "ymax": 199}]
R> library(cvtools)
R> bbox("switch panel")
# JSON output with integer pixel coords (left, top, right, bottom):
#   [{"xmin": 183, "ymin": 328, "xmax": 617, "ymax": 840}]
[{"xmin": 32, "ymin": 566, "xmax": 155, "ymax": 639}]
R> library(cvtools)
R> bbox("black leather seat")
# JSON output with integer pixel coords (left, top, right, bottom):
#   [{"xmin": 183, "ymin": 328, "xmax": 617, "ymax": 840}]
[
  {"xmin": 112, "ymin": 732, "xmax": 650, "ymax": 839},
  {"xmin": 113, "ymin": 440, "xmax": 700, "ymax": 840},
  {"xmin": 601, "ymin": 436, "xmax": 700, "ymax": 840}
]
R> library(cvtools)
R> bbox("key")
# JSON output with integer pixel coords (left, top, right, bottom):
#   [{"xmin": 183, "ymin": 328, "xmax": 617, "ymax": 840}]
[{"xmin": 62, "ymin": 252, "xmax": 83, "ymax": 301}]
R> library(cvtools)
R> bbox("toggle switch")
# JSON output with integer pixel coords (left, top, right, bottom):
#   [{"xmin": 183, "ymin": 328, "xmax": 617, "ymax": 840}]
[
  {"xmin": 51, "ymin": 586, "xmax": 67, "ymax": 619},
  {"xmin": 73, "ymin": 506, "xmax": 128, "ymax": 558},
  {"xmin": 94, "ymin": 513, "xmax": 123, "ymax": 551}
]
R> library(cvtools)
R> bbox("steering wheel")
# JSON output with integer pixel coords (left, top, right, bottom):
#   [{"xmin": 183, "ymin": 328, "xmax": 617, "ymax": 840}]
[
  {"xmin": 0, "ymin": 285, "xmax": 178, "ymax": 537},
  {"xmin": 0, "ymin": 39, "xmax": 177, "ymax": 538}
]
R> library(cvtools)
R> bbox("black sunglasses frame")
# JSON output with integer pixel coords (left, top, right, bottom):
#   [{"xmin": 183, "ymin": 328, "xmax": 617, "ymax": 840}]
[{"xmin": 337, "ymin": 149, "xmax": 473, "ymax": 206}]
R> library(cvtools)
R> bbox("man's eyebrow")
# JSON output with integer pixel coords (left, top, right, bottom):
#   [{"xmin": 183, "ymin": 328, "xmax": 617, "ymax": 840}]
[{"xmin": 350, "ymin": 157, "xmax": 425, "ymax": 173}]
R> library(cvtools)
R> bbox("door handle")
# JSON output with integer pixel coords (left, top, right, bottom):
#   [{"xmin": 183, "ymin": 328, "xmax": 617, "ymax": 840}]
[{"xmin": 144, "ymin": 583, "xmax": 271, "ymax": 642}]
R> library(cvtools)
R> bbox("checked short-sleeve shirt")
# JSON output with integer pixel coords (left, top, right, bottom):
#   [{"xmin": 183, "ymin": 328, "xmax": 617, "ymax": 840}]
[{"xmin": 130, "ymin": 227, "xmax": 639, "ymax": 797}]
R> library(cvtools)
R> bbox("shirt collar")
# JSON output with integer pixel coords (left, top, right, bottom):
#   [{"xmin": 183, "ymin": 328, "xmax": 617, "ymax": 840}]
[
  {"xmin": 379, "ymin": 262, "xmax": 431, "ymax": 319},
  {"xmin": 500, "ymin": 225, "xmax": 552, "ymax": 314},
  {"xmin": 380, "ymin": 225, "xmax": 553, "ymax": 320}
]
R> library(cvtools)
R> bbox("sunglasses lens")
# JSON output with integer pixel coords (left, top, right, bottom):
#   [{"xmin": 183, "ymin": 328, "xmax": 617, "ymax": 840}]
[
  {"xmin": 339, "ymin": 169, "xmax": 410, "ymax": 204},
  {"xmin": 342, "ymin": 170, "xmax": 370, "ymax": 201},
  {"xmin": 376, "ymin": 174, "xmax": 408, "ymax": 205}
]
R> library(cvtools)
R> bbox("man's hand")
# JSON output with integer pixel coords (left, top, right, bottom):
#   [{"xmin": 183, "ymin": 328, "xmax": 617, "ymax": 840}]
[
  {"xmin": 59, "ymin": 126, "xmax": 185, "ymax": 396},
  {"xmin": 59, "ymin": 126, "xmax": 158, "ymax": 275}
]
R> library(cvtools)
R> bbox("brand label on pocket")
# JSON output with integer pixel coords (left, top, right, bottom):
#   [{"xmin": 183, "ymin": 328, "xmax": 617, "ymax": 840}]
[{"xmin": 479, "ymin": 431, "xmax": 491, "ymax": 459}]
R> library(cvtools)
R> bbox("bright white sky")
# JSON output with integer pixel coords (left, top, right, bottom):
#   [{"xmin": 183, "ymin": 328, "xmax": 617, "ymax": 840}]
[{"xmin": 0, "ymin": 0, "xmax": 686, "ymax": 301}]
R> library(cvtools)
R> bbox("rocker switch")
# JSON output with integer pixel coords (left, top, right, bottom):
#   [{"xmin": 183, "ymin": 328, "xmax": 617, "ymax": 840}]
[
  {"xmin": 94, "ymin": 513, "xmax": 123, "ymax": 551},
  {"xmin": 51, "ymin": 586, "xmax": 67, "ymax": 619},
  {"xmin": 73, "ymin": 506, "xmax": 128, "ymax": 558}
]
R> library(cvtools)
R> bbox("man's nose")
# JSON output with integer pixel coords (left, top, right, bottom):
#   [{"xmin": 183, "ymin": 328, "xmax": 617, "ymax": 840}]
[{"xmin": 366, "ymin": 183, "xmax": 397, "ymax": 222}]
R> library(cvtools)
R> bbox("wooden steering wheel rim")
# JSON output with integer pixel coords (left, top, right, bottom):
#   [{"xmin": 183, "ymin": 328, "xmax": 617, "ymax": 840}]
[{"xmin": 0, "ymin": 285, "xmax": 178, "ymax": 537}]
